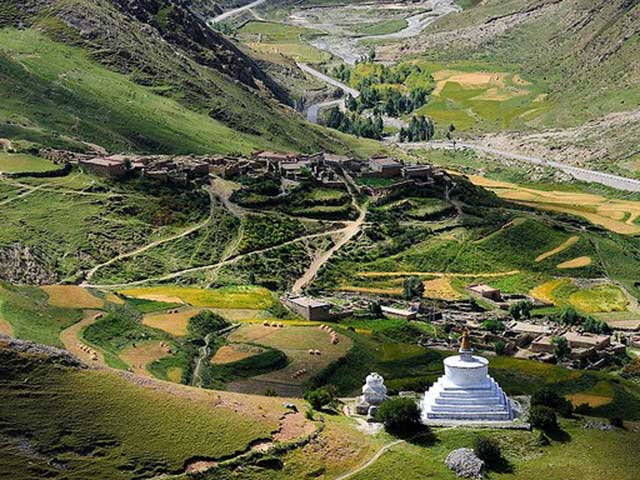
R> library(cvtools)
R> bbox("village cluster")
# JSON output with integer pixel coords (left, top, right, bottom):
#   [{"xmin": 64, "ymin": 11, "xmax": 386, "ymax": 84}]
[
  {"xmin": 283, "ymin": 282, "xmax": 636, "ymax": 372},
  {"xmin": 41, "ymin": 148, "xmax": 437, "ymax": 186}
]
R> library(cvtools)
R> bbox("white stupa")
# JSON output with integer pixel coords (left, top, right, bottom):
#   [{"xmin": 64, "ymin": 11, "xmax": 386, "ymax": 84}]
[
  {"xmin": 422, "ymin": 331, "xmax": 515, "ymax": 422},
  {"xmin": 355, "ymin": 372, "xmax": 388, "ymax": 416}
]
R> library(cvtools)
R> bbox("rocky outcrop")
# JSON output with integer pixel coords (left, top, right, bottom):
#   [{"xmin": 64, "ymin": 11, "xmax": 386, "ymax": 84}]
[
  {"xmin": 0, "ymin": 336, "xmax": 87, "ymax": 369},
  {"xmin": 445, "ymin": 448, "xmax": 485, "ymax": 479},
  {"xmin": 0, "ymin": 244, "xmax": 58, "ymax": 286}
]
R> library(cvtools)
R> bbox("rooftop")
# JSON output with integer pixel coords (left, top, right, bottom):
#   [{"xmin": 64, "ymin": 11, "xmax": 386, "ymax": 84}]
[
  {"xmin": 563, "ymin": 332, "xmax": 610, "ymax": 346},
  {"xmin": 468, "ymin": 284, "xmax": 500, "ymax": 294},
  {"xmin": 369, "ymin": 157, "xmax": 401, "ymax": 167},
  {"xmin": 289, "ymin": 296, "xmax": 331, "ymax": 309}
]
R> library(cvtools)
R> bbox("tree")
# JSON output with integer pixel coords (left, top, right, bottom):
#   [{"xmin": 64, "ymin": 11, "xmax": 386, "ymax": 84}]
[
  {"xmin": 509, "ymin": 300, "xmax": 533, "ymax": 320},
  {"xmin": 551, "ymin": 336, "xmax": 571, "ymax": 362},
  {"xmin": 368, "ymin": 47, "xmax": 376, "ymax": 63},
  {"xmin": 532, "ymin": 387, "xmax": 573, "ymax": 417},
  {"xmin": 482, "ymin": 318, "xmax": 505, "ymax": 333},
  {"xmin": 369, "ymin": 301, "xmax": 383, "ymax": 318},
  {"xmin": 376, "ymin": 397, "xmax": 422, "ymax": 434},
  {"xmin": 304, "ymin": 386, "xmax": 336, "ymax": 411},
  {"xmin": 187, "ymin": 311, "xmax": 229, "ymax": 339},
  {"xmin": 494, "ymin": 340, "xmax": 507, "ymax": 355},
  {"xmin": 530, "ymin": 405, "xmax": 558, "ymax": 431},
  {"xmin": 403, "ymin": 276, "xmax": 425, "ymax": 300},
  {"xmin": 474, "ymin": 437, "xmax": 502, "ymax": 468}
]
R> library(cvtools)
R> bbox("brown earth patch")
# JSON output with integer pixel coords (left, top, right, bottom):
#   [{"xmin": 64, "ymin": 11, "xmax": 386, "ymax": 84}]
[
  {"xmin": 0, "ymin": 319, "xmax": 13, "ymax": 337},
  {"xmin": 212, "ymin": 344, "xmax": 264, "ymax": 365},
  {"xmin": 119, "ymin": 340, "xmax": 173, "ymax": 375},
  {"xmin": 42, "ymin": 285, "xmax": 104, "ymax": 309},
  {"xmin": 142, "ymin": 308, "xmax": 199, "ymax": 337},
  {"xmin": 557, "ymin": 256, "xmax": 592, "ymax": 269},
  {"xmin": 59, "ymin": 309, "xmax": 106, "ymax": 366}
]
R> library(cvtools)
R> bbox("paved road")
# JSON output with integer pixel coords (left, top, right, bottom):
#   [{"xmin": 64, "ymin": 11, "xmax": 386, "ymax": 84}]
[
  {"xmin": 399, "ymin": 141, "xmax": 640, "ymax": 193},
  {"xmin": 210, "ymin": 0, "xmax": 266, "ymax": 23},
  {"xmin": 297, "ymin": 63, "xmax": 360, "ymax": 98},
  {"xmin": 299, "ymin": 63, "xmax": 406, "ymax": 131}
]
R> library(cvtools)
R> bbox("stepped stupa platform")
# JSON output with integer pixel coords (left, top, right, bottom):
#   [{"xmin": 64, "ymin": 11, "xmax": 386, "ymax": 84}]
[{"xmin": 422, "ymin": 331, "xmax": 517, "ymax": 424}]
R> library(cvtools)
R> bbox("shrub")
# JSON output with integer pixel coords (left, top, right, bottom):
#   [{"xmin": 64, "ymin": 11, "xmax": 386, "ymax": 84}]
[
  {"xmin": 530, "ymin": 405, "xmax": 558, "ymax": 431},
  {"xmin": 610, "ymin": 417, "xmax": 624, "ymax": 428},
  {"xmin": 376, "ymin": 397, "xmax": 422, "ymax": 434},
  {"xmin": 304, "ymin": 386, "xmax": 336, "ymax": 411},
  {"xmin": 482, "ymin": 318, "xmax": 505, "ymax": 333},
  {"xmin": 574, "ymin": 403, "xmax": 593, "ymax": 416},
  {"xmin": 494, "ymin": 340, "xmax": 507, "ymax": 355},
  {"xmin": 474, "ymin": 437, "xmax": 502, "ymax": 467},
  {"xmin": 551, "ymin": 336, "xmax": 571, "ymax": 362},
  {"xmin": 187, "ymin": 311, "xmax": 229, "ymax": 339},
  {"xmin": 509, "ymin": 301, "xmax": 533, "ymax": 320},
  {"xmin": 531, "ymin": 388, "xmax": 573, "ymax": 417},
  {"xmin": 403, "ymin": 277, "xmax": 424, "ymax": 300}
]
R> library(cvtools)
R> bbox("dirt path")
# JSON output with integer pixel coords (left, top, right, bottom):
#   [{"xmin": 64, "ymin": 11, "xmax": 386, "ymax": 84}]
[
  {"xmin": 83, "ymin": 186, "xmax": 217, "ymax": 283},
  {"xmin": 86, "ymin": 225, "xmax": 350, "ymax": 289},
  {"xmin": 59, "ymin": 309, "xmax": 106, "ymax": 366},
  {"xmin": 334, "ymin": 438, "xmax": 405, "ymax": 480},
  {"xmin": 292, "ymin": 199, "xmax": 366, "ymax": 293}
]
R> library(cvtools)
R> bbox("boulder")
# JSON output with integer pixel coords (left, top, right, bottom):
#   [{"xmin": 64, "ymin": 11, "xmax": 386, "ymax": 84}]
[{"xmin": 445, "ymin": 448, "xmax": 484, "ymax": 479}]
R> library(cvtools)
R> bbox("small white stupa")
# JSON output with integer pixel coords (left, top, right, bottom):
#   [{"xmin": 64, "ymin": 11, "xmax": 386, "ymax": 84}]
[
  {"xmin": 355, "ymin": 372, "xmax": 388, "ymax": 416},
  {"xmin": 422, "ymin": 331, "xmax": 515, "ymax": 422}
]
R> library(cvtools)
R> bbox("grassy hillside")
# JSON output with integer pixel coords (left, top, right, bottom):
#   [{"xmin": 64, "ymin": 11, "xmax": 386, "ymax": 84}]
[
  {"xmin": 0, "ymin": 342, "xmax": 288, "ymax": 479},
  {"xmin": 411, "ymin": 0, "xmax": 640, "ymax": 128},
  {"xmin": 0, "ymin": 0, "xmax": 381, "ymax": 156}
]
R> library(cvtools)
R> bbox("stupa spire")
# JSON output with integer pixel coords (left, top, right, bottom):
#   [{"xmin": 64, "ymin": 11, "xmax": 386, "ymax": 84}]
[{"xmin": 460, "ymin": 329, "xmax": 471, "ymax": 352}]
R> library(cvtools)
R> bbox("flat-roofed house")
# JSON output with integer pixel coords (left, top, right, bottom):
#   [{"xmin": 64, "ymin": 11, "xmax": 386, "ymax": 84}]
[
  {"xmin": 509, "ymin": 322, "xmax": 552, "ymax": 336},
  {"xmin": 79, "ymin": 157, "xmax": 126, "ymax": 178},
  {"xmin": 402, "ymin": 164, "xmax": 433, "ymax": 179},
  {"xmin": 283, "ymin": 296, "xmax": 332, "ymax": 321},
  {"xmin": 368, "ymin": 157, "xmax": 402, "ymax": 178},
  {"xmin": 530, "ymin": 335, "xmax": 555, "ymax": 353},
  {"xmin": 467, "ymin": 284, "xmax": 502, "ymax": 302},
  {"xmin": 381, "ymin": 306, "xmax": 418, "ymax": 320},
  {"xmin": 563, "ymin": 332, "xmax": 610, "ymax": 350}
]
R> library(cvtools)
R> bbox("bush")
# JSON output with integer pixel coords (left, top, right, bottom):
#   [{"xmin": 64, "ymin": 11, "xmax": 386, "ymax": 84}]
[
  {"xmin": 474, "ymin": 437, "xmax": 502, "ymax": 467},
  {"xmin": 574, "ymin": 403, "xmax": 593, "ymax": 415},
  {"xmin": 403, "ymin": 277, "xmax": 424, "ymax": 300},
  {"xmin": 531, "ymin": 388, "xmax": 573, "ymax": 417},
  {"xmin": 494, "ymin": 340, "xmax": 507, "ymax": 355},
  {"xmin": 187, "ymin": 311, "xmax": 229, "ymax": 339},
  {"xmin": 376, "ymin": 397, "xmax": 422, "ymax": 434},
  {"xmin": 610, "ymin": 417, "xmax": 624, "ymax": 428},
  {"xmin": 530, "ymin": 405, "xmax": 558, "ymax": 431},
  {"xmin": 304, "ymin": 386, "xmax": 336, "ymax": 411}
]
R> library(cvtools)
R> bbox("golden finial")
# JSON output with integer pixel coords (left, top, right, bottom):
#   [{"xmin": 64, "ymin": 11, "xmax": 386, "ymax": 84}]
[{"xmin": 460, "ymin": 329, "xmax": 471, "ymax": 351}]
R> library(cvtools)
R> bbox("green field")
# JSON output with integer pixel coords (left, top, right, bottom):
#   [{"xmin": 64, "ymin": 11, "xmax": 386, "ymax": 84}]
[
  {"xmin": 353, "ymin": 18, "xmax": 408, "ymax": 36},
  {"xmin": 239, "ymin": 21, "xmax": 331, "ymax": 64},
  {"xmin": 0, "ymin": 283, "xmax": 83, "ymax": 347},
  {"xmin": 0, "ymin": 152, "xmax": 58, "ymax": 173}
]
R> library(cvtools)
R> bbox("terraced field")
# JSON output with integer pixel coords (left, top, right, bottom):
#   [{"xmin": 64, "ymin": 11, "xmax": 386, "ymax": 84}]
[{"xmin": 469, "ymin": 175, "xmax": 640, "ymax": 235}]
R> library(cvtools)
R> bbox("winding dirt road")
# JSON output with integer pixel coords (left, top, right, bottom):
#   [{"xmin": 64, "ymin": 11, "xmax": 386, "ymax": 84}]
[
  {"xmin": 292, "ymin": 200, "xmax": 366, "ymax": 294},
  {"xmin": 83, "ymin": 186, "xmax": 217, "ymax": 283},
  {"xmin": 400, "ymin": 141, "xmax": 640, "ymax": 193}
]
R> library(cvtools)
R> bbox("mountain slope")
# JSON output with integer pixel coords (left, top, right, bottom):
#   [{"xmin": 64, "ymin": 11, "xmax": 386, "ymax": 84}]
[
  {"xmin": 0, "ymin": 0, "xmax": 378, "ymax": 155},
  {"xmin": 404, "ymin": 0, "xmax": 640, "ymax": 127}
]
